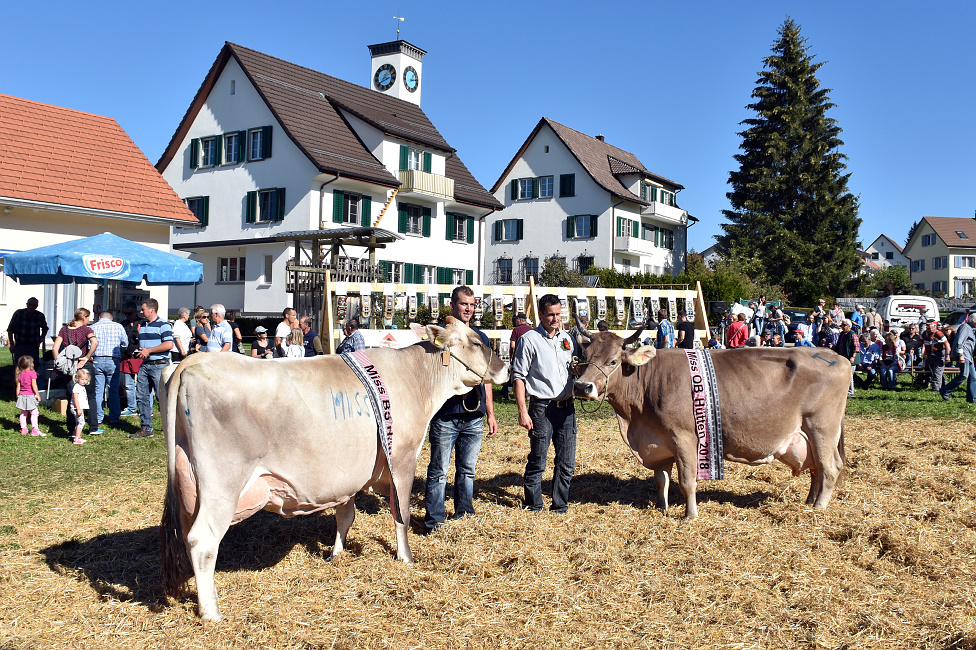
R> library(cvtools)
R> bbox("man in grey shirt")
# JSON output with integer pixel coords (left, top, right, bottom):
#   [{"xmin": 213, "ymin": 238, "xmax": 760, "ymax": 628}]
[
  {"xmin": 941, "ymin": 312, "xmax": 976, "ymax": 403},
  {"xmin": 512, "ymin": 293, "xmax": 580, "ymax": 513}
]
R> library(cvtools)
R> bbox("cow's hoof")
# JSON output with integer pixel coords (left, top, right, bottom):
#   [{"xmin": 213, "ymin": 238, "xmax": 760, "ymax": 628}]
[{"xmin": 198, "ymin": 606, "xmax": 222, "ymax": 623}]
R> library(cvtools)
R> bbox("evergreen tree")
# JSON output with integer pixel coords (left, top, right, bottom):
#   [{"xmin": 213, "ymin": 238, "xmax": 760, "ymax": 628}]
[{"xmin": 717, "ymin": 18, "xmax": 861, "ymax": 304}]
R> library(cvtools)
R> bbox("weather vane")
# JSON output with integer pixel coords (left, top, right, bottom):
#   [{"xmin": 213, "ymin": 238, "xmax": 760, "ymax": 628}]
[{"xmin": 393, "ymin": 15, "xmax": 405, "ymax": 40}]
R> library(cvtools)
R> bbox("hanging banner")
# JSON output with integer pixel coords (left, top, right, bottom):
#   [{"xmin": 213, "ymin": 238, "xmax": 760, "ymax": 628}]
[{"xmin": 667, "ymin": 289, "xmax": 678, "ymax": 322}]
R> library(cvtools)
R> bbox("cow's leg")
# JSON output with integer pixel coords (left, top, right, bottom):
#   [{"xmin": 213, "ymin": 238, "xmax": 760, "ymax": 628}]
[
  {"xmin": 805, "ymin": 468, "xmax": 822, "ymax": 506},
  {"xmin": 673, "ymin": 445, "xmax": 700, "ymax": 519},
  {"xmin": 653, "ymin": 467, "xmax": 671, "ymax": 512},
  {"xmin": 390, "ymin": 465, "xmax": 416, "ymax": 565},
  {"xmin": 185, "ymin": 496, "xmax": 238, "ymax": 622},
  {"xmin": 331, "ymin": 499, "xmax": 356, "ymax": 558},
  {"xmin": 803, "ymin": 417, "xmax": 843, "ymax": 511}
]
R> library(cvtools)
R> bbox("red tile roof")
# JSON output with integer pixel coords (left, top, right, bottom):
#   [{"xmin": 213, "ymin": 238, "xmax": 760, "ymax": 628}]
[{"xmin": 0, "ymin": 94, "xmax": 197, "ymax": 223}]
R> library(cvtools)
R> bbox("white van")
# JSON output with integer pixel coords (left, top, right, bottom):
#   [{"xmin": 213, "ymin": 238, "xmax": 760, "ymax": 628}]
[{"xmin": 874, "ymin": 295, "xmax": 940, "ymax": 335}]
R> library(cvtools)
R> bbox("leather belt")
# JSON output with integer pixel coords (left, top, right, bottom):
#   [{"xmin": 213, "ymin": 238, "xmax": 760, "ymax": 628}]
[
  {"xmin": 531, "ymin": 397, "xmax": 574, "ymax": 409},
  {"xmin": 144, "ymin": 359, "xmax": 170, "ymax": 365}
]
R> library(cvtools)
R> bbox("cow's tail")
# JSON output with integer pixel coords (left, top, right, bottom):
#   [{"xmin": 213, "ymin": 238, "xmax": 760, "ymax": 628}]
[
  {"xmin": 835, "ymin": 418, "xmax": 848, "ymax": 489},
  {"xmin": 160, "ymin": 362, "xmax": 192, "ymax": 598}
]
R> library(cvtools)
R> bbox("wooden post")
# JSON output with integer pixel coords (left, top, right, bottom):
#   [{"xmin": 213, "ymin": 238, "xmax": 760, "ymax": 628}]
[
  {"xmin": 527, "ymin": 276, "xmax": 539, "ymax": 327},
  {"xmin": 322, "ymin": 269, "xmax": 336, "ymax": 353},
  {"xmin": 694, "ymin": 280, "xmax": 710, "ymax": 348}
]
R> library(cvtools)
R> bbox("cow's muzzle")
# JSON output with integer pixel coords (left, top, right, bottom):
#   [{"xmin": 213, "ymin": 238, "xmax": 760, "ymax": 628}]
[{"xmin": 574, "ymin": 380, "xmax": 599, "ymax": 400}]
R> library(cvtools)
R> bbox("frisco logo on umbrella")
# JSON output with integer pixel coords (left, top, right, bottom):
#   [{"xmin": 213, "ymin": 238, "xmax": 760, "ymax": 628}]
[{"xmin": 82, "ymin": 254, "xmax": 128, "ymax": 278}]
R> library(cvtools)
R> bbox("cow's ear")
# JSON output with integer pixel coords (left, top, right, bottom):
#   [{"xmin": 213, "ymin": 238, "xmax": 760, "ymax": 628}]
[
  {"xmin": 409, "ymin": 322, "xmax": 428, "ymax": 341},
  {"xmin": 424, "ymin": 324, "xmax": 462, "ymax": 348},
  {"xmin": 622, "ymin": 345, "xmax": 656, "ymax": 367}
]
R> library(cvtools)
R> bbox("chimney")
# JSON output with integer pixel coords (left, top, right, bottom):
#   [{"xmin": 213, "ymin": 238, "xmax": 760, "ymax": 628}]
[{"xmin": 595, "ymin": 134, "xmax": 605, "ymax": 142}]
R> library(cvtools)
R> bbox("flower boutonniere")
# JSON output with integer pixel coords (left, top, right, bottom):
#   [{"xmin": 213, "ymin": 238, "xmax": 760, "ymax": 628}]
[{"xmin": 561, "ymin": 338, "xmax": 571, "ymax": 351}]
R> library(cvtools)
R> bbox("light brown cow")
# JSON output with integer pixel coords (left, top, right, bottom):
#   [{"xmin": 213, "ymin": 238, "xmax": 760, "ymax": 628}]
[
  {"xmin": 159, "ymin": 319, "xmax": 508, "ymax": 621},
  {"xmin": 572, "ymin": 331, "xmax": 848, "ymax": 519}
]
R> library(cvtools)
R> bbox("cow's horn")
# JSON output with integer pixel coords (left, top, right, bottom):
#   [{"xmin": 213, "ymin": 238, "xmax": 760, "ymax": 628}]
[{"xmin": 623, "ymin": 314, "xmax": 651, "ymax": 346}]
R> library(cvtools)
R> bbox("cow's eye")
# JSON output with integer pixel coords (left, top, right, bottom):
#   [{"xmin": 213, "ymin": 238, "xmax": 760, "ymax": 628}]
[{"xmin": 610, "ymin": 360, "xmax": 617, "ymax": 365}]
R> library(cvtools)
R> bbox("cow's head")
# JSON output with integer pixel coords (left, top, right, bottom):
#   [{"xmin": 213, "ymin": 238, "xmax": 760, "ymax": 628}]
[
  {"xmin": 573, "ymin": 329, "xmax": 656, "ymax": 401},
  {"xmin": 413, "ymin": 317, "xmax": 510, "ymax": 388}
]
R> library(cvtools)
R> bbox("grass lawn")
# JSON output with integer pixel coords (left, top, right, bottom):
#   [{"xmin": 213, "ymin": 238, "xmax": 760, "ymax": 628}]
[{"xmin": 0, "ymin": 347, "xmax": 974, "ymax": 647}]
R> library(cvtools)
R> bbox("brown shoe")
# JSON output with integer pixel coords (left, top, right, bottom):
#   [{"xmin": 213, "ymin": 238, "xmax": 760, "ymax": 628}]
[{"xmin": 129, "ymin": 426, "xmax": 154, "ymax": 439}]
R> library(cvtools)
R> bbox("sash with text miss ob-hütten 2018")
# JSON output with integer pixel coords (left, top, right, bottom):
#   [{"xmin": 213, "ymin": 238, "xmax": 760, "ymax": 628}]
[
  {"xmin": 683, "ymin": 349, "xmax": 725, "ymax": 480},
  {"xmin": 340, "ymin": 350, "xmax": 403, "ymax": 524}
]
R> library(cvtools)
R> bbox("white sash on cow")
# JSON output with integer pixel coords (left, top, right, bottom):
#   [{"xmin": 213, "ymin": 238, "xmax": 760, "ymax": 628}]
[
  {"xmin": 683, "ymin": 349, "xmax": 725, "ymax": 480},
  {"xmin": 340, "ymin": 350, "xmax": 403, "ymax": 523}
]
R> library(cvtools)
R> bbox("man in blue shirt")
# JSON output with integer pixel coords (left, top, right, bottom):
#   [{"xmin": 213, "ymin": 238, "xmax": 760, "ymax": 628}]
[
  {"xmin": 335, "ymin": 318, "xmax": 365, "ymax": 355},
  {"xmin": 206, "ymin": 304, "xmax": 233, "ymax": 353},
  {"xmin": 423, "ymin": 286, "xmax": 497, "ymax": 533},
  {"xmin": 132, "ymin": 298, "xmax": 173, "ymax": 439},
  {"xmin": 655, "ymin": 309, "xmax": 675, "ymax": 349}
]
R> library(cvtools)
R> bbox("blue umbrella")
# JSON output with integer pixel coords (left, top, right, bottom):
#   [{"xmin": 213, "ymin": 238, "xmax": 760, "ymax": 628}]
[{"xmin": 2, "ymin": 232, "xmax": 203, "ymax": 285}]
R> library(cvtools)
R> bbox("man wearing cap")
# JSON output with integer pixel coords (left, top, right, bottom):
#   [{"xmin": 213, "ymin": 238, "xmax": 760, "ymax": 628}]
[
  {"xmin": 423, "ymin": 286, "xmax": 497, "ymax": 532},
  {"xmin": 6, "ymin": 297, "xmax": 49, "ymax": 369},
  {"xmin": 513, "ymin": 293, "xmax": 579, "ymax": 514},
  {"xmin": 922, "ymin": 319, "xmax": 948, "ymax": 392}
]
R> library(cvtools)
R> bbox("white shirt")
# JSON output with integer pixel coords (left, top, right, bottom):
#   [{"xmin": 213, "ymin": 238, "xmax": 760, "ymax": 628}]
[
  {"xmin": 172, "ymin": 319, "xmax": 193, "ymax": 355},
  {"xmin": 275, "ymin": 321, "xmax": 292, "ymax": 342},
  {"xmin": 284, "ymin": 343, "xmax": 304, "ymax": 358}
]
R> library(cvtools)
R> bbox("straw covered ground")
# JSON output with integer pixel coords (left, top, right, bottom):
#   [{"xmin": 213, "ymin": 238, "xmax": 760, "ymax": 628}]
[{"xmin": 1, "ymin": 406, "xmax": 975, "ymax": 648}]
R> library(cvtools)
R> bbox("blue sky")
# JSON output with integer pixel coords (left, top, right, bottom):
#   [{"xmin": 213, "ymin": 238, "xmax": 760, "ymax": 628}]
[{"xmin": 3, "ymin": 0, "xmax": 973, "ymax": 254}]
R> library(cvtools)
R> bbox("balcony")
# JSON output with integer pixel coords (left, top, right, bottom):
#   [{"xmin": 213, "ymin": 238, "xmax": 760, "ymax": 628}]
[
  {"xmin": 641, "ymin": 201, "xmax": 686, "ymax": 224},
  {"xmin": 614, "ymin": 234, "xmax": 655, "ymax": 256},
  {"xmin": 397, "ymin": 170, "xmax": 454, "ymax": 200}
]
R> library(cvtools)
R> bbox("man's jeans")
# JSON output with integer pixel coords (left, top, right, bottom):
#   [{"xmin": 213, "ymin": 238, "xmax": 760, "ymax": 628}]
[
  {"xmin": 942, "ymin": 359, "xmax": 976, "ymax": 402},
  {"xmin": 122, "ymin": 372, "xmax": 137, "ymax": 411},
  {"xmin": 92, "ymin": 357, "xmax": 121, "ymax": 423},
  {"xmin": 137, "ymin": 361, "xmax": 166, "ymax": 429},
  {"xmin": 524, "ymin": 400, "xmax": 577, "ymax": 513},
  {"xmin": 424, "ymin": 414, "xmax": 484, "ymax": 531}
]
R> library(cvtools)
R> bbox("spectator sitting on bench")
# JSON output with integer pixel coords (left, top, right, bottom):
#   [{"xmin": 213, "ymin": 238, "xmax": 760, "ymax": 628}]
[{"xmin": 855, "ymin": 331, "xmax": 882, "ymax": 388}]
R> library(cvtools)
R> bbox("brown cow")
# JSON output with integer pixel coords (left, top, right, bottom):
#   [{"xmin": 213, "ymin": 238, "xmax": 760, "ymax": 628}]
[{"xmin": 572, "ymin": 330, "xmax": 848, "ymax": 519}]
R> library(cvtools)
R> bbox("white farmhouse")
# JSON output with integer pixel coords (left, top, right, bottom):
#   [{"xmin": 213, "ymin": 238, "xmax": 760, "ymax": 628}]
[
  {"xmin": 863, "ymin": 234, "xmax": 908, "ymax": 269},
  {"xmin": 484, "ymin": 118, "xmax": 694, "ymax": 284},
  {"xmin": 157, "ymin": 41, "xmax": 501, "ymax": 316}
]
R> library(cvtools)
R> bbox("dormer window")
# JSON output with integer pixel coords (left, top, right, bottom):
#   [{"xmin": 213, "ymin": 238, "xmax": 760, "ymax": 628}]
[{"xmin": 399, "ymin": 145, "xmax": 431, "ymax": 172}]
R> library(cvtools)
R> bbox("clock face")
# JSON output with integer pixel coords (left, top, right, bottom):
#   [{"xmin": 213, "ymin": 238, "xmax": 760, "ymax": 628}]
[
  {"xmin": 374, "ymin": 63, "xmax": 396, "ymax": 91},
  {"xmin": 403, "ymin": 66, "xmax": 419, "ymax": 92}
]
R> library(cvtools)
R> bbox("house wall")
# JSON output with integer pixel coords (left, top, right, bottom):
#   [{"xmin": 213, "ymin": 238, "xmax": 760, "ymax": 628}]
[
  {"xmin": 866, "ymin": 235, "xmax": 908, "ymax": 268},
  {"xmin": 1, "ymin": 206, "xmax": 173, "ymax": 337}
]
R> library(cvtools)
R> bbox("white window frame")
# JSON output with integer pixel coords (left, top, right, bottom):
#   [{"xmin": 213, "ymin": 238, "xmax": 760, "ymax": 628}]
[
  {"xmin": 961, "ymin": 280, "xmax": 976, "ymax": 295},
  {"xmin": 497, "ymin": 258, "xmax": 513, "ymax": 284},
  {"xmin": 224, "ymin": 132, "xmax": 239, "ymax": 164},
  {"xmin": 518, "ymin": 178, "xmax": 534, "ymax": 201},
  {"xmin": 574, "ymin": 215, "xmax": 593, "ymax": 238},
  {"xmin": 256, "ymin": 189, "xmax": 278, "ymax": 223},
  {"xmin": 200, "ymin": 136, "xmax": 217, "ymax": 167},
  {"xmin": 452, "ymin": 216, "xmax": 467, "ymax": 242},
  {"xmin": 248, "ymin": 128, "xmax": 265, "ymax": 161},
  {"xmin": 420, "ymin": 265, "xmax": 437, "ymax": 285},
  {"xmin": 500, "ymin": 219, "xmax": 519, "ymax": 242},
  {"xmin": 620, "ymin": 219, "xmax": 636, "ymax": 238},
  {"xmin": 523, "ymin": 257, "xmax": 539, "ymax": 282},
  {"xmin": 405, "ymin": 204, "xmax": 423, "ymax": 235},
  {"xmin": 343, "ymin": 193, "xmax": 361, "ymax": 225},
  {"xmin": 407, "ymin": 148, "xmax": 424, "ymax": 171},
  {"xmin": 218, "ymin": 257, "xmax": 246, "ymax": 283},
  {"xmin": 538, "ymin": 176, "xmax": 554, "ymax": 199},
  {"xmin": 452, "ymin": 268, "xmax": 465, "ymax": 285},
  {"xmin": 958, "ymin": 256, "xmax": 975, "ymax": 268}
]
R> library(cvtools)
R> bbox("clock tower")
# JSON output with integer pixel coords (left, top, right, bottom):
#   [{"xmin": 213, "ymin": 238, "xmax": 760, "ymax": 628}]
[{"xmin": 368, "ymin": 40, "xmax": 425, "ymax": 106}]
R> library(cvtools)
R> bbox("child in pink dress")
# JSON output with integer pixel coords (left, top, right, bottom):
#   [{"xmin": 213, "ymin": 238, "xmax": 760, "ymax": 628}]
[{"xmin": 15, "ymin": 355, "xmax": 45, "ymax": 436}]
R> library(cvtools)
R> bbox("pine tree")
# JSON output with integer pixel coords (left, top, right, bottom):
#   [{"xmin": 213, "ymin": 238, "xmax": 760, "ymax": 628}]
[{"xmin": 717, "ymin": 18, "xmax": 861, "ymax": 304}]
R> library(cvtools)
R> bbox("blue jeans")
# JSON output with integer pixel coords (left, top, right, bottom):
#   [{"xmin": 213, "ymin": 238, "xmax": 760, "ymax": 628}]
[
  {"xmin": 92, "ymin": 357, "xmax": 121, "ymax": 423},
  {"xmin": 942, "ymin": 359, "xmax": 976, "ymax": 402},
  {"xmin": 524, "ymin": 400, "xmax": 577, "ymax": 513},
  {"xmin": 424, "ymin": 414, "xmax": 484, "ymax": 531},
  {"xmin": 137, "ymin": 361, "xmax": 166, "ymax": 429},
  {"xmin": 880, "ymin": 364, "xmax": 898, "ymax": 390},
  {"xmin": 122, "ymin": 372, "xmax": 137, "ymax": 411}
]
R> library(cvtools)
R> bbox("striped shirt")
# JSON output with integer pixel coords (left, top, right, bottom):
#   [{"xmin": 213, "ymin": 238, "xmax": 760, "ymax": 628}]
[
  {"xmin": 138, "ymin": 318, "xmax": 174, "ymax": 361},
  {"xmin": 91, "ymin": 317, "xmax": 128, "ymax": 358}
]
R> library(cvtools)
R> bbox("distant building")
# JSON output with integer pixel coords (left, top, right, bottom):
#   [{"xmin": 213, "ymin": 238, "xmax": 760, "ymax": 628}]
[
  {"xmin": 700, "ymin": 243, "xmax": 722, "ymax": 269},
  {"xmin": 903, "ymin": 216, "xmax": 976, "ymax": 296},
  {"xmin": 157, "ymin": 41, "xmax": 500, "ymax": 316},
  {"xmin": 0, "ymin": 94, "xmax": 196, "ymax": 332},
  {"xmin": 484, "ymin": 118, "xmax": 695, "ymax": 284},
  {"xmin": 863, "ymin": 234, "xmax": 908, "ymax": 269}
]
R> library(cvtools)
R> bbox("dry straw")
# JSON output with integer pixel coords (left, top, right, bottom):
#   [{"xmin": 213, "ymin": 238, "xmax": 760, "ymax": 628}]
[{"xmin": 1, "ymin": 413, "xmax": 975, "ymax": 648}]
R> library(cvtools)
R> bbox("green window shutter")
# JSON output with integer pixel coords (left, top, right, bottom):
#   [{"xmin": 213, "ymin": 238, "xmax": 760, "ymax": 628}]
[
  {"xmin": 262, "ymin": 126, "xmax": 273, "ymax": 159},
  {"xmin": 399, "ymin": 145, "xmax": 409, "ymax": 171},
  {"xmin": 237, "ymin": 130, "xmax": 246, "ymax": 162},
  {"xmin": 640, "ymin": 184, "xmax": 647, "ymax": 201},
  {"xmin": 398, "ymin": 207, "xmax": 408, "ymax": 233},
  {"xmin": 532, "ymin": 178, "xmax": 539, "ymax": 199},
  {"xmin": 510, "ymin": 179, "xmax": 518, "ymax": 201},
  {"xmin": 361, "ymin": 196, "xmax": 372, "ymax": 227},
  {"xmin": 566, "ymin": 215, "xmax": 576, "ymax": 239},
  {"xmin": 616, "ymin": 217, "xmax": 622, "ymax": 237},
  {"xmin": 422, "ymin": 207, "xmax": 431, "ymax": 237},
  {"xmin": 633, "ymin": 220, "xmax": 639, "ymax": 237},
  {"xmin": 651, "ymin": 187, "xmax": 658, "ymax": 202},
  {"xmin": 436, "ymin": 267, "xmax": 445, "ymax": 284},
  {"xmin": 591, "ymin": 215, "xmax": 598, "ymax": 238},
  {"xmin": 423, "ymin": 151, "xmax": 432, "ymax": 173},
  {"xmin": 466, "ymin": 217, "xmax": 474, "ymax": 244},
  {"xmin": 189, "ymin": 138, "xmax": 199, "ymax": 169},
  {"xmin": 516, "ymin": 219, "xmax": 523, "ymax": 241},
  {"xmin": 379, "ymin": 260, "xmax": 389, "ymax": 282},
  {"xmin": 445, "ymin": 213, "xmax": 455, "ymax": 240},
  {"xmin": 200, "ymin": 196, "xmax": 210, "ymax": 226},
  {"xmin": 214, "ymin": 134, "xmax": 223, "ymax": 165},
  {"xmin": 466, "ymin": 269, "xmax": 473, "ymax": 285},
  {"xmin": 494, "ymin": 221, "xmax": 502, "ymax": 242},
  {"xmin": 654, "ymin": 227, "xmax": 660, "ymax": 247},
  {"xmin": 245, "ymin": 191, "xmax": 257, "ymax": 224},
  {"xmin": 275, "ymin": 188, "xmax": 286, "ymax": 221},
  {"xmin": 333, "ymin": 191, "xmax": 345, "ymax": 223},
  {"xmin": 404, "ymin": 263, "xmax": 414, "ymax": 283}
]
